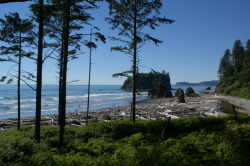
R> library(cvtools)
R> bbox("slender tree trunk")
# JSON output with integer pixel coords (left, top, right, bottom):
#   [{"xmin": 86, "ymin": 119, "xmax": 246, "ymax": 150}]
[
  {"xmin": 132, "ymin": 5, "xmax": 137, "ymax": 124},
  {"xmin": 86, "ymin": 29, "xmax": 93, "ymax": 125},
  {"xmin": 58, "ymin": 43, "xmax": 64, "ymax": 146},
  {"xmin": 58, "ymin": 36, "xmax": 64, "ymax": 124},
  {"xmin": 59, "ymin": 0, "xmax": 70, "ymax": 148},
  {"xmin": 35, "ymin": 0, "xmax": 44, "ymax": 142},
  {"xmin": 58, "ymin": 27, "xmax": 64, "ymax": 125},
  {"xmin": 17, "ymin": 19, "xmax": 22, "ymax": 131}
]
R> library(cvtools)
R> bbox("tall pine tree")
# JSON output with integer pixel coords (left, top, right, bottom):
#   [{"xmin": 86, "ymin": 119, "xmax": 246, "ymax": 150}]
[
  {"xmin": 0, "ymin": 12, "xmax": 35, "ymax": 131},
  {"xmin": 231, "ymin": 40, "xmax": 245, "ymax": 74},
  {"xmin": 34, "ymin": 0, "xmax": 44, "ymax": 142},
  {"xmin": 32, "ymin": 0, "xmax": 105, "ymax": 147},
  {"xmin": 240, "ymin": 40, "xmax": 250, "ymax": 85},
  {"xmin": 218, "ymin": 49, "xmax": 232, "ymax": 78},
  {"xmin": 106, "ymin": 0, "xmax": 174, "ymax": 123}
]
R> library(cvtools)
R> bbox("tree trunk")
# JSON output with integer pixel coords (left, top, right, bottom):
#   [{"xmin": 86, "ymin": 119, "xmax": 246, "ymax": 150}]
[
  {"xmin": 17, "ymin": 19, "xmax": 21, "ymax": 131},
  {"xmin": 59, "ymin": 0, "xmax": 70, "ymax": 148},
  {"xmin": 35, "ymin": 0, "xmax": 44, "ymax": 142},
  {"xmin": 132, "ymin": 5, "xmax": 137, "ymax": 124},
  {"xmin": 86, "ymin": 29, "xmax": 93, "ymax": 125},
  {"xmin": 58, "ymin": 34, "xmax": 64, "ymax": 126}
]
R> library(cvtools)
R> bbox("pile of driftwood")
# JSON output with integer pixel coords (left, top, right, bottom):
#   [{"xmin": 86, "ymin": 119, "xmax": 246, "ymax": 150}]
[{"xmin": 0, "ymin": 99, "xmax": 222, "ymax": 131}]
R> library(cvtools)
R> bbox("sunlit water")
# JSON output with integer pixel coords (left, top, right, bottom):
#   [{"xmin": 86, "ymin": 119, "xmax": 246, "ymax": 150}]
[{"xmin": 0, "ymin": 84, "xmax": 215, "ymax": 119}]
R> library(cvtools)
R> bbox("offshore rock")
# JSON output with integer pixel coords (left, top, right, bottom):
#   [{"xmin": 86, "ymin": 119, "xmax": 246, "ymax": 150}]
[
  {"xmin": 175, "ymin": 88, "xmax": 181, "ymax": 97},
  {"xmin": 148, "ymin": 88, "xmax": 157, "ymax": 98},
  {"xmin": 186, "ymin": 87, "xmax": 198, "ymax": 97},
  {"xmin": 165, "ymin": 89, "xmax": 173, "ymax": 98},
  {"xmin": 122, "ymin": 72, "xmax": 171, "ymax": 90},
  {"xmin": 148, "ymin": 83, "xmax": 172, "ymax": 98},
  {"xmin": 175, "ymin": 88, "xmax": 185, "ymax": 103},
  {"xmin": 205, "ymin": 87, "xmax": 211, "ymax": 90}
]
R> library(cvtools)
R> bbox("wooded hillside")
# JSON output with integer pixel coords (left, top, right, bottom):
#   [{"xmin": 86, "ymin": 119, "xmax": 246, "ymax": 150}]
[{"xmin": 216, "ymin": 40, "xmax": 250, "ymax": 99}]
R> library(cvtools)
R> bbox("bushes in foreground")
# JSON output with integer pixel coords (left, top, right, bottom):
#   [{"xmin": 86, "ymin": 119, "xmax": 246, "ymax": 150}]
[{"xmin": 0, "ymin": 115, "xmax": 250, "ymax": 166}]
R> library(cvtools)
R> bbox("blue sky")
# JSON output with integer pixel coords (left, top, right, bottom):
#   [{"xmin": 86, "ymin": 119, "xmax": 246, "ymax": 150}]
[{"xmin": 0, "ymin": 0, "xmax": 250, "ymax": 85}]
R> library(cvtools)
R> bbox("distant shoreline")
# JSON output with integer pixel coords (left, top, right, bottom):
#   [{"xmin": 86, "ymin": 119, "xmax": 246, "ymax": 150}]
[{"xmin": 175, "ymin": 80, "xmax": 218, "ymax": 87}]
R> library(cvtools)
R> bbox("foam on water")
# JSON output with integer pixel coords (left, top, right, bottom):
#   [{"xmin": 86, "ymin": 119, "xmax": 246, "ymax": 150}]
[
  {"xmin": 0, "ymin": 84, "xmax": 215, "ymax": 119},
  {"xmin": 0, "ymin": 85, "xmax": 144, "ymax": 119}
]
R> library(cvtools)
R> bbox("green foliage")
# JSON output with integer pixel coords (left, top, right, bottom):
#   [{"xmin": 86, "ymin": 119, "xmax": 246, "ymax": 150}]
[
  {"xmin": 106, "ymin": 0, "xmax": 174, "ymax": 50},
  {"xmin": 29, "ymin": 0, "xmax": 105, "ymax": 60},
  {"xmin": 216, "ymin": 39, "xmax": 250, "ymax": 99},
  {"xmin": 0, "ymin": 116, "xmax": 250, "ymax": 165},
  {"xmin": 0, "ymin": 12, "xmax": 35, "ymax": 58}
]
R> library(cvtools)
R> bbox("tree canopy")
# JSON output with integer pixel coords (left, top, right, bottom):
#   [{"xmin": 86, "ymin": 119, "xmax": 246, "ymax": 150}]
[{"xmin": 216, "ymin": 39, "xmax": 250, "ymax": 99}]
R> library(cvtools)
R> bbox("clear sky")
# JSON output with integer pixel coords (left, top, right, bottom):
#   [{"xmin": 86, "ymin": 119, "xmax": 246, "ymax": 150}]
[{"xmin": 0, "ymin": 0, "xmax": 250, "ymax": 85}]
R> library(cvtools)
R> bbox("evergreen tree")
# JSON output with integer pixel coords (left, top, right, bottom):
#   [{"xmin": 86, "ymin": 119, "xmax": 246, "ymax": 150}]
[
  {"xmin": 216, "ymin": 39, "xmax": 250, "ymax": 99},
  {"xmin": 218, "ymin": 49, "xmax": 233, "ymax": 78},
  {"xmin": 34, "ymin": 0, "xmax": 44, "ymax": 143},
  {"xmin": 106, "ymin": 0, "xmax": 174, "ymax": 123},
  {"xmin": 31, "ymin": 0, "xmax": 105, "ymax": 147},
  {"xmin": 231, "ymin": 40, "xmax": 245, "ymax": 74},
  {"xmin": 0, "ymin": 12, "xmax": 35, "ymax": 131},
  {"xmin": 240, "ymin": 40, "xmax": 250, "ymax": 85}
]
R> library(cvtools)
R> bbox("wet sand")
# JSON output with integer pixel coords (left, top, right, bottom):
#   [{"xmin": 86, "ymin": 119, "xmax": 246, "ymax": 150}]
[{"xmin": 0, "ymin": 92, "xmax": 249, "ymax": 131}]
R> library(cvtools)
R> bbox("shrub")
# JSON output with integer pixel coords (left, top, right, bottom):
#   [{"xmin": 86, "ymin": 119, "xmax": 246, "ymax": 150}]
[{"xmin": 0, "ymin": 116, "xmax": 250, "ymax": 165}]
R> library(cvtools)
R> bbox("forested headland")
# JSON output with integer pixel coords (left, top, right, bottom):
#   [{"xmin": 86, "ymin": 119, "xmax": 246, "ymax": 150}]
[
  {"xmin": 121, "ymin": 71, "xmax": 171, "ymax": 90},
  {"xmin": 176, "ymin": 80, "xmax": 218, "ymax": 86},
  {"xmin": 216, "ymin": 40, "xmax": 250, "ymax": 99}
]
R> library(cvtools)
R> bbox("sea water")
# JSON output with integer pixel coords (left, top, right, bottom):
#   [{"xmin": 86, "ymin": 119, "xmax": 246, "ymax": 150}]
[{"xmin": 0, "ymin": 84, "xmax": 215, "ymax": 119}]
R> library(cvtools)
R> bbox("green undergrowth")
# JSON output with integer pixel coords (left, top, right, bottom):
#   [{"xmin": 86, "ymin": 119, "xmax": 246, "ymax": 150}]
[
  {"xmin": 0, "ymin": 115, "xmax": 250, "ymax": 166},
  {"xmin": 216, "ymin": 78, "xmax": 250, "ymax": 99}
]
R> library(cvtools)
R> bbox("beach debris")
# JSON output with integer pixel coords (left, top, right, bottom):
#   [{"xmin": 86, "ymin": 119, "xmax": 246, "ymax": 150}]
[{"xmin": 0, "ymin": 95, "xmax": 227, "ymax": 131}]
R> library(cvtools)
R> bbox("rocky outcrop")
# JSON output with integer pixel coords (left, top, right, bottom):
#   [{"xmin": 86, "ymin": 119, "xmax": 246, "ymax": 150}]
[
  {"xmin": 148, "ymin": 89, "xmax": 157, "ymax": 98},
  {"xmin": 175, "ymin": 88, "xmax": 185, "ymax": 103},
  {"xmin": 164, "ymin": 89, "xmax": 173, "ymax": 98},
  {"xmin": 205, "ymin": 87, "xmax": 211, "ymax": 90},
  {"xmin": 185, "ymin": 87, "xmax": 199, "ymax": 97},
  {"xmin": 175, "ymin": 88, "xmax": 181, "ymax": 97},
  {"xmin": 122, "ymin": 72, "xmax": 171, "ymax": 90},
  {"xmin": 148, "ymin": 83, "xmax": 173, "ymax": 98}
]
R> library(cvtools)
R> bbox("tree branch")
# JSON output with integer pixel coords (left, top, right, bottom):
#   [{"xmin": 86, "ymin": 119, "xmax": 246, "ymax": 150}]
[
  {"xmin": 21, "ymin": 78, "xmax": 36, "ymax": 91},
  {"xmin": 0, "ymin": 0, "xmax": 31, "ymax": 4}
]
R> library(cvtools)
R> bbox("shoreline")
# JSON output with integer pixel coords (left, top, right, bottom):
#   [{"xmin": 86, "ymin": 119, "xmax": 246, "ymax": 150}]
[
  {"xmin": 207, "ymin": 94, "xmax": 250, "ymax": 115},
  {"xmin": 1, "ymin": 93, "xmax": 249, "ymax": 131}
]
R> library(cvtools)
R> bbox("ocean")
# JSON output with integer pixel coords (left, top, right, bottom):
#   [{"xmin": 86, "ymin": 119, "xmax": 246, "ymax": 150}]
[{"xmin": 0, "ymin": 84, "xmax": 215, "ymax": 119}]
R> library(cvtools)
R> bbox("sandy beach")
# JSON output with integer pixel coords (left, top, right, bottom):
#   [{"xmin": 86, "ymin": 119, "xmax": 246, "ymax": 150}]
[{"xmin": 0, "ymin": 92, "xmax": 249, "ymax": 131}]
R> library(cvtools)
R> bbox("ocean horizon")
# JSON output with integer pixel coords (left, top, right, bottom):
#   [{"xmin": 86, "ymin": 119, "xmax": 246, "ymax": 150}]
[{"xmin": 0, "ymin": 84, "xmax": 215, "ymax": 120}]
